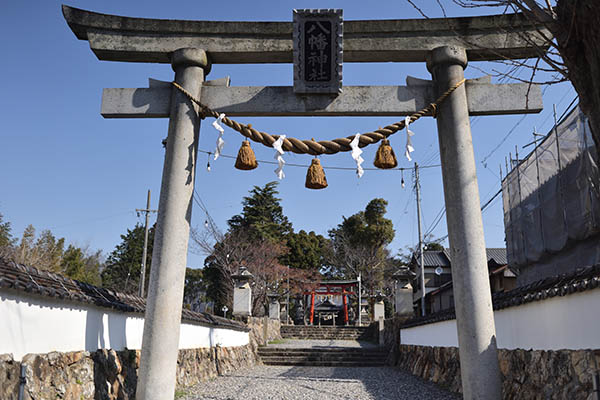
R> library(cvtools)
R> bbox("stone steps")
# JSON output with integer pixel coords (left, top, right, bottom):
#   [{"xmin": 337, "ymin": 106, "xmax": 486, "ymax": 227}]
[
  {"xmin": 280, "ymin": 326, "xmax": 373, "ymax": 341},
  {"xmin": 261, "ymin": 360, "xmax": 387, "ymax": 367},
  {"xmin": 258, "ymin": 347, "xmax": 388, "ymax": 367}
]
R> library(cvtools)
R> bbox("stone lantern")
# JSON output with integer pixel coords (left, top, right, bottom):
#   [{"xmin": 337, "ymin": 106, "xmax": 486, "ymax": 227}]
[
  {"xmin": 267, "ymin": 293, "xmax": 280, "ymax": 320},
  {"xmin": 232, "ymin": 267, "xmax": 253, "ymax": 317},
  {"xmin": 392, "ymin": 266, "xmax": 416, "ymax": 317}
]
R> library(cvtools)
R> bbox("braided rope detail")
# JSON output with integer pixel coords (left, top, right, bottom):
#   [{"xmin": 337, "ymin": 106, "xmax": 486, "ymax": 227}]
[{"xmin": 172, "ymin": 79, "xmax": 465, "ymax": 156}]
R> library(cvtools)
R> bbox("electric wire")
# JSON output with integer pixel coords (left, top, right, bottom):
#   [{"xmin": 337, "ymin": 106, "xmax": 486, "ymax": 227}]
[{"xmin": 198, "ymin": 148, "xmax": 441, "ymax": 171}]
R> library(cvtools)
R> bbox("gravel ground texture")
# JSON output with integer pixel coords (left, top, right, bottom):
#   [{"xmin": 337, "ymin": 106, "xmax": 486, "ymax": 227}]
[
  {"xmin": 182, "ymin": 365, "xmax": 460, "ymax": 400},
  {"xmin": 266, "ymin": 339, "xmax": 378, "ymax": 348}
]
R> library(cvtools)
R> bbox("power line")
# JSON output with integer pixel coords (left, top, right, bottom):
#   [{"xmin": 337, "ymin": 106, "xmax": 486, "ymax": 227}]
[
  {"xmin": 480, "ymin": 114, "xmax": 528, "ymax": 167},
  {"xmin": 198, "ymin": 149, "xmax": 441, "ymax": 171},
  {"xmin": 425, "ymin": 206, "xmax": 446, "ymax": 237},
  {"xmin": 480, "ymin": 189, "xmax": 502, "ymax": 213},
  {"xmin": 421, "ymin": 185, "xmax": 504, "ymax": 243}
]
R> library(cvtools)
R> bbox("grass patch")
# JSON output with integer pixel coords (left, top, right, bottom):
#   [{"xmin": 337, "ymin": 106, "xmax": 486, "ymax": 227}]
[
  {"xmin": 268, "ymin": 339, "xmax": 287, "ymax": 345},
  {"xmin": 174, "ymin": 389, "xmax": 188, "ymax": 399}
]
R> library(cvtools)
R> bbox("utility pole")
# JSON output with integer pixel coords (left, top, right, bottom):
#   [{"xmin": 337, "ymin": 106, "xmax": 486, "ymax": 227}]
[
  {"xmin": 415, "ymin": 162, "xmax": 426, "ymax": 317},
  {"xmin": 136, "ymin": 189, "xmax": 157, "ymax": 298},
  {"xmin": 286, "ymin": 265, "xmax": 290, "ymax": 324},
  {"xmin": 357, "ymin": 272, "xmax": 362, "ymax": 326}
]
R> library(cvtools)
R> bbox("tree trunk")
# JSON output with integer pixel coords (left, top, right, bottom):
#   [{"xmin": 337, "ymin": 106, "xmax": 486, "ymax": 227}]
[{"xmin": 555, "ymin": 1, "xmax": 600, "ymax": 155}]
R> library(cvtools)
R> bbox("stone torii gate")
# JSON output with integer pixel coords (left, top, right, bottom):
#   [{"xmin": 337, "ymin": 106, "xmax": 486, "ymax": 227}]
[{"xmin": 63, "ymin": 6, "xmax": 546, "ymax": 400}]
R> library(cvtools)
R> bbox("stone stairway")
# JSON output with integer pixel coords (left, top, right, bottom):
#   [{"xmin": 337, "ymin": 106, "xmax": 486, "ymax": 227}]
[
  {"xmin": 258, "ymin": 347, "xmax": 388, "ymax": 367},
  {"xmin": 280, "ymin": 325, "xmax": 373, "ymax": 340}
]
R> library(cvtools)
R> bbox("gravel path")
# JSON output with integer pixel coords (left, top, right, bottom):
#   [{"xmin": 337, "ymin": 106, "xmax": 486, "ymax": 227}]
[
  {"xmin": 267, "ymin": 339, "xmax": 378, "ymax": 348},
  {"xmin": 182, "ymin": 365, "xmax": 460, "ymax": 400}
]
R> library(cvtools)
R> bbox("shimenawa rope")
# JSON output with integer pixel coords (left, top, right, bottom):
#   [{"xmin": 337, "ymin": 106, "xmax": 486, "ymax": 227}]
[{"xmin": 171, "ymin": 78, "xmax": 466, "ymax": 156}]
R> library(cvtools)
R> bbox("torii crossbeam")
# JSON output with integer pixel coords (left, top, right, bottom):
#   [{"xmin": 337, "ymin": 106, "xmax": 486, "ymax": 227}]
[{"xmin": 63, "ymin": 5, "xmax": 547, "ymax": 400}]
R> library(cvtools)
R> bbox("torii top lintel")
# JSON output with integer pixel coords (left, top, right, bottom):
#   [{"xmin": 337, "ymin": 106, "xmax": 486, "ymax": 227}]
[{"xmin": 62, "ymin": 5, "xmax": 549, "ymax": 64}]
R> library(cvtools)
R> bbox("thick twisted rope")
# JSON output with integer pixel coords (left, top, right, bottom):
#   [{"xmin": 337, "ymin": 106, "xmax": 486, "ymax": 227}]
[{"xmin": 172, "ymin": 79, "xmax": 466, "ymax": 156}]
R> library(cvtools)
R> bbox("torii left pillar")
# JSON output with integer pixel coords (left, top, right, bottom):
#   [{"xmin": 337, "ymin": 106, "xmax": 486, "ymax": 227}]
[{"xmin": 136, "ymin": 48, "xmax": 209, "ymax": 400}]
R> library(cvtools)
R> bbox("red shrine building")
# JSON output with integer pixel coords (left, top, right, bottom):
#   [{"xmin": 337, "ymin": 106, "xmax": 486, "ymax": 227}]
[{"xmin": 303, "ymin": 280, "xmax": 359, "ymax": 326}]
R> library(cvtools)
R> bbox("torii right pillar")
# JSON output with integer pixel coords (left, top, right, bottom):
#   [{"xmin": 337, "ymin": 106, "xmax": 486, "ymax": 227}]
[{"xmin": 427, "ymin": 46, "xmax": 502, "ymax": 399}]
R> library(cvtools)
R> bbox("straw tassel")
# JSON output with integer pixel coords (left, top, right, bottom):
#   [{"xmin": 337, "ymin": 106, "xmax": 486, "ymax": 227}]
[
  {"xmin": 373, "ymin": 139, "xmax": 398, "ymax": 169},
  {"xmin": 305, "ymin": 158, "xmax": 328, "ymax": 189},
  {"xmin": 235, "ymin": 139, "xmax": 258, "ymax": 170}
]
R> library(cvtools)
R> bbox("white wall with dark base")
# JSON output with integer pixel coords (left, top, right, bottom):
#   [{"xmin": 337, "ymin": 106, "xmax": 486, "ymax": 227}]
[
  {"xmin": 401, "ymin": 288, "xmax": 600, "ymax": 350},
  {"xmin": 0, "ymin": 290, "xmax": 249, "ymax": 361}
]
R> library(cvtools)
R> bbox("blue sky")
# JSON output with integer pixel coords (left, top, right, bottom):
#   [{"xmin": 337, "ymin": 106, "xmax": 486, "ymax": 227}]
[{"xmin": 0, "ymin": 1, "xmax": 575, "ymax": 268}]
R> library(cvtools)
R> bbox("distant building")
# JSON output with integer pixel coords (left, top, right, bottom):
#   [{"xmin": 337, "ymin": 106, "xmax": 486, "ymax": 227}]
[
  {"xmin": 409, "ymin": 249, "xmax": 453, "ymax": 311},
  {"xmin": 410, "ymin": 248, "xmax": 513, "ymax": 314}
]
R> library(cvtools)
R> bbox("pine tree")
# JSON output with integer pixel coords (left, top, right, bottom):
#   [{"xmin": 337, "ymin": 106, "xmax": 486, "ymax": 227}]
[
  {"xmin": 102, "ymin": 224, "xmax": 154, "ymax": 294},
  {"xmin": 227, "ymin": 181, "xmax": 292, "ymax": 242}
]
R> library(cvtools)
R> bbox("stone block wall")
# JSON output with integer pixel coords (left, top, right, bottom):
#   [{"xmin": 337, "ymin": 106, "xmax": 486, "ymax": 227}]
[
  {"xmin": 0, "ymin": 346, "xmax": 255, "ymax": 400},
  {"xmin": 0, "ymin": 318, "xmax": 279, "ymax": 400},
  {"xmin": 246, "ymin": 316, "xmax": 282, "ymax": 352},
  {"xmin": 395, "ymin": 344, "xmax": 600, "ymax": 399},
  {"xmin": 381, "ymin": 315, "xmax": 413, "ymax": 365}
]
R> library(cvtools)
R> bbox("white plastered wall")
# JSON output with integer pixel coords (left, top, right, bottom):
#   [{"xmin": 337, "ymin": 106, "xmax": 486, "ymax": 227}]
[
  {"xmin": 401, "ymin": 288, "xmax": 600, "ymax": 350},
  {"xmin": 0, "ymin": 290, "xmax": 249, "ymax": 361}
]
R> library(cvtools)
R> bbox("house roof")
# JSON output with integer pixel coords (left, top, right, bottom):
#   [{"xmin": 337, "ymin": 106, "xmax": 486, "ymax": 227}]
[
  {"xmin": 403, "ymin": 263, "xmax": 600, "ymax": 328},
  {"xmin": 486, "ymin": 248, "xmax": 508, "ymax": 265},
  {"xmin": 411, "ymin": 248, "xmax": 507, "ymax": 269},
  {"xmin": 410, "ymin": 250, "xmax": 451, "ymax": 267},
  {"xmin": 0, "ymin": 257, "xmax": 249, "ymax": 332}
]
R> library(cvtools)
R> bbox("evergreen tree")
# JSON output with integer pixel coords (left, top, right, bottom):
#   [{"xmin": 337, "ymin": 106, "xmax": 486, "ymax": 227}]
[
  {"xmin": 62, "ymin": 245, "xmax": 102, "ymax": 286},
  {"xmin": 0, "ymin": 213, "xmax": 14, "ymax": 258},
  {"xmin": 281, "ymin": 230, "xmax": 330, "ymax": 272},
  {"xmin": 227, "ymin": 181, "xmax": 292, "ymax": 242},
  {"xmin": 183, "ymin": 267, "xmax": 207, "ymax": 312},
  {"xmin": 0, "ymin": 213, "xmax": 13, "ymax": 248},
  {"xmin": 328, "ymin": 198, "xmax": 395, "ymax": 314},
  {"xmin": 102, "ymin": 224, "xmax": 154, "ymax": 294}
]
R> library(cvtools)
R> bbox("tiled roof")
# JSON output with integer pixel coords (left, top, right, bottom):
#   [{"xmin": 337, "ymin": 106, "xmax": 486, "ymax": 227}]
[
  {"xmin": 411, "ymin": 248, "xmax": 507, "ymax": 269},
  {"xmin": 0, "ymin": 257, "xmax": 248, "ymax": 332},
  {"xmin": 411, "ymin": 251, "xmax": 451, "ymax": 267},
  {"xmin": 402, "ymin": 263, "xmax": 600, "ymax": 328},
  {"xmin": 486, "ymin": 248, "xmax": 508, "ymax": 265}
]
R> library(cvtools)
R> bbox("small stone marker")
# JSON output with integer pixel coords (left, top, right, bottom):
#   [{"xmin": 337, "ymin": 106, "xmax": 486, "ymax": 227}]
[
  {"xmin": 373, "ymin": 300, "xmax": 385, "ymax": 321},
  {"xmin": 293, "ymin": 9, "xmax": 343, "ymax": 94}
]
